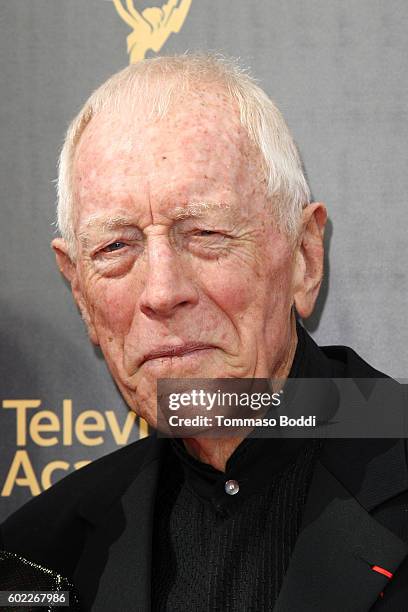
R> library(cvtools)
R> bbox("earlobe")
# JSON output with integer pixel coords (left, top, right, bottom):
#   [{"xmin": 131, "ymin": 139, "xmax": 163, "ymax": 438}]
[
  {"xmin": 293, "ymin": 202, "xmax": 327, "ymax": 319},
  {"xmin": 51, "ymin": 238, "xmax": 99, "ymax": 346}
]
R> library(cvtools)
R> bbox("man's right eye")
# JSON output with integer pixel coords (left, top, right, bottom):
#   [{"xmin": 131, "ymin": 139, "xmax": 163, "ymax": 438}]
[{"xmin": 102, "ymin": 241, "xmax": 126, "ymax": 253}]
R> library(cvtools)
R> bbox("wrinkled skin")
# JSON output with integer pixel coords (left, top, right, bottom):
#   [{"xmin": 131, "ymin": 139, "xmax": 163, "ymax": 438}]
[{"xmin": 53, "ymin": 89, "xmax": 326, "ymax": 468}]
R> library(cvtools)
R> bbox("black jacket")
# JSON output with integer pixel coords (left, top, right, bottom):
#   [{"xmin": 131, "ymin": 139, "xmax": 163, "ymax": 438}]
[{"xmin": 1, "ymin": 329, "xmax": 408, "ymax": 611}]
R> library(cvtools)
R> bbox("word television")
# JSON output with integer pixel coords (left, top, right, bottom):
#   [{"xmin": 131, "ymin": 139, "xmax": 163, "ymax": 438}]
[{"xmin": 1, "ymin": 399, "xmax": 142, "ymax": 497}]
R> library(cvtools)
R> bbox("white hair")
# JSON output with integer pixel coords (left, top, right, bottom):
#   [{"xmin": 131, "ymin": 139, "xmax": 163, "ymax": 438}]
[{"xmin": 57, "ymin": 53, "xmax": 311, "ymax": 259}]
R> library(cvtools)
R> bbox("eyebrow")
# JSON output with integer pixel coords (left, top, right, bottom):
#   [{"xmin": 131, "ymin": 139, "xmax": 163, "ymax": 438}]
[
  {"xmin": 78, "ymin": 214, "xmax": 136, "ymax": 247},
  {"xmin": 173, "ymin": 201, "xmax": 230, "ymax": 219},
  {"xmin": 77, "ymin": 201, "xmax": 231, "ymax": 246}
]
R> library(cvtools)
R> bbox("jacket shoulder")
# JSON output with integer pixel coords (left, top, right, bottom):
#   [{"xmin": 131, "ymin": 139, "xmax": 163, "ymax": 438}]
[
  {"xmin": 0, "ymin": 435, "xmax": 158, "ymax": 575},
  {"xmin": 319, "ymin": 343, "xmax": 389, "ymax": 378},
  {"xmin": 299, "ymin": 323, "xmax": 390, "ymax": 379},
  {"xmin": 6, "ymin": 434, "xmax": 155, "ymax": 516}
]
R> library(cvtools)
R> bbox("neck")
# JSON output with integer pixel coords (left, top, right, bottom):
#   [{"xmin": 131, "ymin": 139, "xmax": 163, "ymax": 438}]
[{"xmin": 182, "ymin": 317, "xmax": 299, "ymax": 471}]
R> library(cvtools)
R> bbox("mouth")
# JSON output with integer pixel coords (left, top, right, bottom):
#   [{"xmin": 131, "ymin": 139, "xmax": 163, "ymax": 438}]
[{"xmin": 141, "ymin": 343, "xmax": 215, "ymax": 366}]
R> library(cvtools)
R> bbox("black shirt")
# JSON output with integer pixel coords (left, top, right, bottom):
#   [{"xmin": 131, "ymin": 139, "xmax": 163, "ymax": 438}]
[{"xmin": 151, "ymin": 323, "xmax": 322, "ymax": 611}]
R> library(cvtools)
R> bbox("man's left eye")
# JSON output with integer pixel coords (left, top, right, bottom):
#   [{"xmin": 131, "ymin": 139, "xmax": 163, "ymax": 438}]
[
  {"xmin": 102, "ymin": 241, "xmax": 126, "ymax": 253},
  {"xmin": 195, "ymin": 230, "xmax": 218, "ymax": 236}
]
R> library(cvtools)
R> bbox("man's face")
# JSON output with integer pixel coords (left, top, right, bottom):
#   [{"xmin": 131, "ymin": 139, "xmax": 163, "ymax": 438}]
[{"xmin": 63, "ymin": 91, "xmax": 304, "ymax": 425}]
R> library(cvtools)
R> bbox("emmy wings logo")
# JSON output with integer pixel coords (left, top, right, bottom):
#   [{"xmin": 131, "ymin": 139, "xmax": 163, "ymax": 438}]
[{"xmin": 112, "ymin": 0, "xmax": 192, "ymax": 63}]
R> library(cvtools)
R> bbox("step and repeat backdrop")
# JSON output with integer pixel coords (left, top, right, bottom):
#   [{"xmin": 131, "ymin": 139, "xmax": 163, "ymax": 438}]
[{"xmin": 1, "ymin": 0, "xmax": 407, "ymax": 522}]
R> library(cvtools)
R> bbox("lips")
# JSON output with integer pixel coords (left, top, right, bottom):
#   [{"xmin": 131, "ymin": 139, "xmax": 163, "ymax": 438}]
[{"xmin": 141, "ymin": 342, "xmax": 214, "ymax": 365}]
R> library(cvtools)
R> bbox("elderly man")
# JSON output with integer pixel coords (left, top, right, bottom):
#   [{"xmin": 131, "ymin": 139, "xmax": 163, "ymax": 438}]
[{"xmin": 1, "ymin": 54, "xmax": 407, "ymax": 612}]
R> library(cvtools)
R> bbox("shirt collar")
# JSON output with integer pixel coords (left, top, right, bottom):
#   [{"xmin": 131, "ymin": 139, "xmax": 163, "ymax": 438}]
[{"xmin": 169, "ymin": 323, "xmax": 310, "ymax": 513}]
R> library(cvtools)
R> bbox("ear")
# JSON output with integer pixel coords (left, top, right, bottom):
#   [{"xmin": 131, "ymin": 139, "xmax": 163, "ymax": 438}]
[
  {"xmin": 292, "ymin": 202, "xmax": 327, "ymax": 319},
  {"xmin": 51, "ymin": 238, "xmax": 99, "ymax": 345}
]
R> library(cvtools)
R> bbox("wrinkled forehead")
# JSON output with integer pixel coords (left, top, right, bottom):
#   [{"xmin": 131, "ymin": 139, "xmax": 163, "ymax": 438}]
[
  {"xmin": 72, "ymin": 89, "xmax": 267, "ymax": 225},
  {"xmin": 74, "ymin": 88, "xmax": 260, "ymax": 168}
]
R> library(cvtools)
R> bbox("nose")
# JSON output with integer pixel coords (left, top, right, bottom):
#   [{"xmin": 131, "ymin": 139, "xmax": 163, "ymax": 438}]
[{"xmin": 139, "ymin": 232, "xmax": 198, "ymax": 318}]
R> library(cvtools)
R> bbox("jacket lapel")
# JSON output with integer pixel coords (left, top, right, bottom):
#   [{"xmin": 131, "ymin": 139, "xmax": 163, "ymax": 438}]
[
  {"xmin": 274, "ymin": 325, "xmax": 408, "ymax": 610},
  {"xmin": 274, "ymin": 458, "xmax": 408, "ymax": 612},
  {"xmin": 73, "ymin": 436, "xmax": 166, "ymax": 612}
]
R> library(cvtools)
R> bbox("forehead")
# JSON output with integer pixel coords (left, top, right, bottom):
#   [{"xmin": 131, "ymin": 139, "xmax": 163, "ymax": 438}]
[{"xmin": 73, "ymin": 90, "xmax": 266, "ymax": 224}]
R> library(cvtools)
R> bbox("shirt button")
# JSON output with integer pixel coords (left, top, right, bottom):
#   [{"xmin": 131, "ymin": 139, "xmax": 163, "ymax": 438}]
[{"xmin": 224, "ymin": 479, "xmax": 240, "ymax": 495}]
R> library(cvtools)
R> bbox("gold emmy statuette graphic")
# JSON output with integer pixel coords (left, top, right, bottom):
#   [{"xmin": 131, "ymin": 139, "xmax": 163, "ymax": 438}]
[{"xmin": 113, "ymin": 0, "xmax": 192, "ymax": 63}]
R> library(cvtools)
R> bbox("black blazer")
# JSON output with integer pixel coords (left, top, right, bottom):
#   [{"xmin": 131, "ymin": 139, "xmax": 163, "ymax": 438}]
[{"xmin": 1, "ymin": 329, "xmax": 408, "ymax": 611}]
